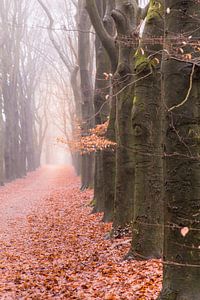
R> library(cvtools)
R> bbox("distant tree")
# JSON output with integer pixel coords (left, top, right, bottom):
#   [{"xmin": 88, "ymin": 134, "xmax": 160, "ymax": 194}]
[
  {"xmin": 37, "ymin": 0, "xmax": 83, "ymax": 177},
  {"xmin": 78, "ymin": 0, "xmax": 94, "ymax": 189},
  {"xmin": 0, "ymin": 0, "xmax": 49, "ymax": 181}
]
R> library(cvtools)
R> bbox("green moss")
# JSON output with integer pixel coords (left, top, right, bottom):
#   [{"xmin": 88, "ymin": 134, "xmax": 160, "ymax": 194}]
[
  {"xmin": 133, "ymin": 96, "xmax": 137, "ymax": 104},
  {"xmin": 134, "ymin": 48, "xmax": 159, "ymax": 72},
  {"xmin": 134, "ymin": 49, "xmax": 149, "ymax": 71},
  {"xmin": 89, "ymin": 198, "xmax": 96, "ymax": 207},
  {"xmin": 146, "ymin": 0, "xmax": 163, "ymax": 22},
  {"xmin": 188, "ymin": 126, "xmax": 200, "ymax": 142}
]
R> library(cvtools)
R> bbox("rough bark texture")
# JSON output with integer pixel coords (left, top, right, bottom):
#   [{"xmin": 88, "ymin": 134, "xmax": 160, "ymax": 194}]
[
  {"xmin": 159, "ymin": 0, "xmax": 200, "ymax": 298},
  {"xmin": 111, "ymin": 0, "xmax": 140, "ymax": 231},
  {"xmin": 86, "ymin": 0, "xmax": 117, "ymax": 220},
  {"xmin": 101, "ymin": 1, "xmax": 117, "ymax": 222},
  {"xmin": 130, "ymin": 0, "xmax": 164, "ymax": 259},
  {"xmin": 102, "ymin": 94, "xmax": 116, "ymax": 222},
  {"xmin": 93, "ymin": 0, "xmax": 111, "ymax": 214}
]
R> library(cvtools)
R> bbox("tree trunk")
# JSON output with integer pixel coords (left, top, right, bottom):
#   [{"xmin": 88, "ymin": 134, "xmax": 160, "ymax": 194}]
[
  {"xmin": 93, "ymin": 0, "xmax": 115, "ymax": 216},
  {"xmin": 78, "ymin": 0, "xmax": 94, "ymax": 189},
  {"xmin": 102, "ymin": 94, "xmax": 116, "ymax": 222},
  {"xmin": 26, "ymin": 99, "xmax": 36, "ymax": 172},
  {"xmin": 159, "ymin": 0, "xmax": 200, "ymax": 298},
  {"xmin": 19, "ymin": 98, "xmax": 27, "ymax": 177},
  {"xmin": 85, "ymin": 0, "xmax": 118, "ymax": 220},
  {"xmin": 130, "ymin": 0, "xmax": 164, "ymax": 259},
  {"xmin": 0, "ymin": 96, "xmax": 4, "ymax": 185},
  {"xmin": 111, "ymin": 0, "xmax": 140, "ymax": 231}
]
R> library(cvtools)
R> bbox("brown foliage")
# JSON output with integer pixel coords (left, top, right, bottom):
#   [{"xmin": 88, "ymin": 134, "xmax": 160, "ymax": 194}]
[
  {"xmin": 0, "ymin": 166, "xmax": 162, "ymax": 299},
  {"xmin": 58, "ymin": 121, "xmax": 116, "ymax": 154}
]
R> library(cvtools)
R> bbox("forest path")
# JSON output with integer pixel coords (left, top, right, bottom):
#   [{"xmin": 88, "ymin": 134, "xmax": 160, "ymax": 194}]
[
  {"xmin": 0, "ymin": 166, "xmax": 161, "ymax": 299},
  {"xmin": 0, "ymin": 166, "xmax": 74, "ymax": 239}
]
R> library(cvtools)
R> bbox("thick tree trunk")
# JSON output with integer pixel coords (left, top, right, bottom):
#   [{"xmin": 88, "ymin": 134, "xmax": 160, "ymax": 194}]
[
  {"xmin": 93, "ymin": 0, "xmax": 115, "ymax": 217},
  {"xmin": 111, "ymin": 0, "xmax": 140, "ymax": 231},
  {"xmin": 130, "ymin": 0, "xmax": 164, "ymax": 259},
  {"xmin": 85, "ymin": 0, "xmax": 118, "ymax": 220},
  {"xmin": 159, "ymin": 1, "xmax": 200, "ymax": 298}
]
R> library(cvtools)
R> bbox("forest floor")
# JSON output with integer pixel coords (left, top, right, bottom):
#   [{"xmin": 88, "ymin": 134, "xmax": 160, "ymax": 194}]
[{"xmin": 0, "ymin": 166, "xmax": 162, "ymax": 300}]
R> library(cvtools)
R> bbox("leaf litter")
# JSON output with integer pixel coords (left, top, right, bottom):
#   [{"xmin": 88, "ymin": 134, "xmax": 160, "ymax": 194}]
[{"xmin": 0, "ymin": 166, "xmax": 162, "ymax": 299}]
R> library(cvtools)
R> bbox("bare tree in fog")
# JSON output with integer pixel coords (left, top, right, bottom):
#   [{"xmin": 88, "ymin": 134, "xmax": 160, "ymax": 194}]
[
  {"xmin": 38, "ymin": 0, "xmax": 95, "ymax": 185},
  {"xmin": 0, "ymin": 0, "xmax": 49, "ymax": 182},
  {"xmin": 0, "ymin": 0, "xmax": 27, "ymax": 180},
  {"xmin": 37, "ymin": 0, "xmax": 81, "ymax": 170}
]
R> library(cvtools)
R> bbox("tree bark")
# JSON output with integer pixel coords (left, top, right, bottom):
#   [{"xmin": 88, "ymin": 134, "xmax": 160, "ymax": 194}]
[
  {"xmin": 78, "ymin": 0, "xmax": 94, "ymax": 189},
  {"xmin": 111, "ymin": 0, "xmax": 140, "ymax": 231},
  {"xmin": 86, "ymin": 0, "xmax": 118, "ymax": 221},
  {"xmin": 159, "ymin": 0, "xmax": 200, "ymax": 298},
  {"xmin": 130, "ymin": 0, "xmax": 164, "ymax": 259},
  {"xmin": 92, "ymin": 0, "xmax": 115, "ymax": 217}
]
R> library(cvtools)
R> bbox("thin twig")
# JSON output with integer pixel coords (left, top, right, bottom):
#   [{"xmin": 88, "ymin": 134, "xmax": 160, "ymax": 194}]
[{"xmin": 168, "ymin": 63, "xmax": 195, "ymax": 112}]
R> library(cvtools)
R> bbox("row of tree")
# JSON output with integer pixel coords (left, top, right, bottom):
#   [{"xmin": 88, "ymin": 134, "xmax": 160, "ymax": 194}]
[
  {"xmin": 0, "ymin": 0, "xmax": 72, "ymax": 184},
  {"xmin": 0, "ymin": 1, "xmax": 46, "ymax": 183},
  {"xmin": 42, "ymin": 0, "xmax": 199, "ymax": 298},
  {"xmin": 2, "ymin": 0, "xmax": 198, "ymax": 298}
]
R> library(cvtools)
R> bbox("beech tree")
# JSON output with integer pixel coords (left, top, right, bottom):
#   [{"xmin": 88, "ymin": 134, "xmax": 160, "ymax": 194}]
[
  {"xmin": 0, "ymin": 0, "xmax": 200, "ymax": 297},
  {"xmin": 78, "ymin": 0, "xmax": 94, "ymax": 189},
  {"xmin": 159, "ymin": 0, "xmax": 200, "ymax": 298},
  {"xmin": 91, "ymin": 0, "xmax": 116, "ymax": 219},
  {"xmin": 130, "ymin": 0, "xmax": 164, "ymax": 259},
  {"xmin": 86, "ymin": 0, "xmax": 160, "ymax": 237}
]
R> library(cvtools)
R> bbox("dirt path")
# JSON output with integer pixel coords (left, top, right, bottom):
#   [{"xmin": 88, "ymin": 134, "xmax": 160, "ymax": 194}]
[{"xmin": 0, "ymin": 166, "xmax": 162, "ymax": 300}]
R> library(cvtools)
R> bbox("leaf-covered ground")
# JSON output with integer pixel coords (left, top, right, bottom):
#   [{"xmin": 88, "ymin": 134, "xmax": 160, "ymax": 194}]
[{"xmin": 0, "ymin": 166, "xmax": 162, "ymax": 299}]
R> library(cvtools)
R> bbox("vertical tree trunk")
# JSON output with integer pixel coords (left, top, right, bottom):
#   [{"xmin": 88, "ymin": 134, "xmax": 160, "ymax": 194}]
[
  {"xmin": 111, "ymin": 0, "xmax": 140, "ymax": 231},
  {"xmin": 159, "ymin": 0, "xmax": 200, "ymax": 298},
  {"xmin": 78, "ymin": 0, "xmax": 94, "ymax": 189},
  {"xmin": 26, "ymin": 99, "xmax": 36, "ymax": 172},
  {"xmin": 93, "ymin": 0, "xmax": 115, "ymax": 216},
  {"xmin": 0, "ymin": 95, "xmax": 4, "ymax": 185},
  {"xmin": 19, "ymin": 97, "xmax": 27, "ymax": 177},
  {"xmin": 130, "ymin": 0, "xmax": 164, "ymax": 259},
  {"xmin": 85, "ymin": 0, "xmax": 118, "ymax": 220},
  {"xmin": 102, "ymin": 94, "xmax": 116, "ymax": 221},
  {"xmin": 70, "ymin": 67, "xmax": 82, "ymax": 176}
]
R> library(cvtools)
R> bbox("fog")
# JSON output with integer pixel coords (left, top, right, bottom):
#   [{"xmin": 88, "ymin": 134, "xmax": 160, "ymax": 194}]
[{"xmin": 0, "ymin": 0, "xmax": 149, "ymax": 182}]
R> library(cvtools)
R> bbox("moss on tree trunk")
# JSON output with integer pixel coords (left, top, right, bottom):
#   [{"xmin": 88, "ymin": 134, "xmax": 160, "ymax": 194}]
[{"xmin": 130, "ymin": 0, "xmax": 164, "ymax": 259}]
